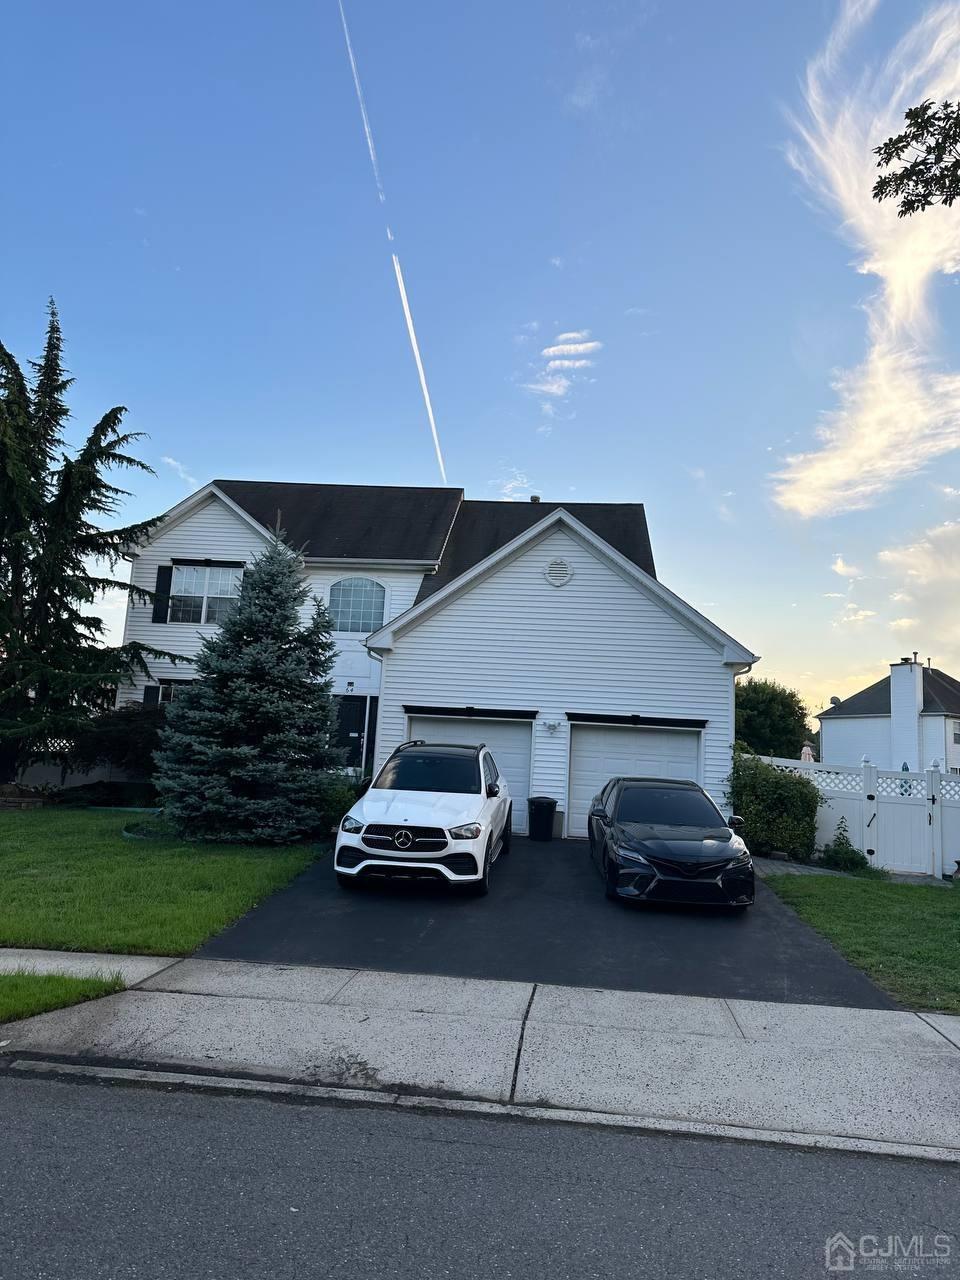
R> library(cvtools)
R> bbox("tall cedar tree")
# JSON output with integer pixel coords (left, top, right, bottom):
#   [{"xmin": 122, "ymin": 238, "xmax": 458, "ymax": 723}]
[
  {"xmin": 0, "ymin": 303, "xmax": 171, "ymax": 783},
  {"xmin": 154, "ymin": 535, "xmax": 346, "ymax": 843},
  {"xmin": 735, "ymin": 678, "xmax": 810, "ymax": 759}
]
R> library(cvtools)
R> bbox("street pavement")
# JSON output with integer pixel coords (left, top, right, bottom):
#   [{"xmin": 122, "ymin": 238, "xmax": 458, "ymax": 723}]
[{"xmin": 1, "ymin": 1075, "xmax": 958, "ymax": 1280}]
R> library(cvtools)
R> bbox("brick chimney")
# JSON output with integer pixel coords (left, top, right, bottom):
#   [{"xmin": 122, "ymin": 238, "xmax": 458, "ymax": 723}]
[{"xmin": 889, "ymin": 655, "xmax": 924, "ymax": 771}]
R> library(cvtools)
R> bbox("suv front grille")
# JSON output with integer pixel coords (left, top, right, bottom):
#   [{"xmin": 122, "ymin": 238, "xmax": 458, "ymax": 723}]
[
  {"xmin": 339, "ymin": 848, "xmax": 477, "ymax": 876},
  {"xmin": 362, "ymin": 824, "xmax": 448, "ymax": 853}
]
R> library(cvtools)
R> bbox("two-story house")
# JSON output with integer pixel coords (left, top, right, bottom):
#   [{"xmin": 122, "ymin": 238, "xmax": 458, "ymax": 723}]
[{"xmin": 120, "ymin": 480, "xmax": 759, "ymax": 835}]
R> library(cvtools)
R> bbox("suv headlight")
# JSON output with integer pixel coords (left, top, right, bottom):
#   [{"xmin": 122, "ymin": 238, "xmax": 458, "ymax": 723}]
[
  {"xmin": 449, "ymin": 823, "xmax": 482, "ymax": 840},
  {"xmin": 341, "ymin": 815, "xmax": 364, "ymax": 834}
]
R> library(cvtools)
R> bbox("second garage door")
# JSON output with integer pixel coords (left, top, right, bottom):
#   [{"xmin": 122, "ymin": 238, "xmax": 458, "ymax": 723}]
[
  {"xmin": 567, "ymin": 723, "xmax": 701, "ymax": 838},
  {"xmin": 408, "ymin": 716, "xmax": 533, "ymax": 833}
]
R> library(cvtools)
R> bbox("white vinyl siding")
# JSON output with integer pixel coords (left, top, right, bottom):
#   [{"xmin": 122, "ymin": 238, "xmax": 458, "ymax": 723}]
[
  {"xmin": 408, "ymin": 716, "xmax": 532, "ymax": 833},
  {"xmin": 118, "ymin": 493, "xmax": 426, "ymax": 703},
  {"xmin": 567, "ymin": 724, "xmax": 702, "ymax": 837},
  {"xmin": 819, "ymin": 716, "xmax": 893, "ymax": 769},
  {"xmin": 375, "ymin": 526, "xmax": 738, "ymax": 823}
]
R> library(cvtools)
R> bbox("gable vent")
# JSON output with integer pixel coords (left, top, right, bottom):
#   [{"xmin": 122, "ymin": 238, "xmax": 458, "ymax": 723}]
[{"xmin": 544, "ymin": 558, "xmax": 573, "ymax": 587}]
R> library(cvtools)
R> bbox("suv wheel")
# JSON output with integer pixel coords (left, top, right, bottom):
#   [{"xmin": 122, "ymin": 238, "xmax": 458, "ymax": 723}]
[
  {"xmin": 465, "ymin": 842, "xmax": 492, "ymax": 896},
  {"xmin": 499, "ymin": 808, "xmax": 512, "ymax": 856}
]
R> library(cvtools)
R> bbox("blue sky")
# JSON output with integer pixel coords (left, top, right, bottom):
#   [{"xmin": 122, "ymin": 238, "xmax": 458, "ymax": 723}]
[{"xmin": 4, "ymin": 0, "xmax": 960, "ymax": 712}]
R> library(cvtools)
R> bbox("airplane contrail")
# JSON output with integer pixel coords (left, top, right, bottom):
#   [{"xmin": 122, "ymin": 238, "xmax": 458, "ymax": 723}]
[{"xmin": 336, "ymin": 0, "xmax": 448, "ymax": 483}]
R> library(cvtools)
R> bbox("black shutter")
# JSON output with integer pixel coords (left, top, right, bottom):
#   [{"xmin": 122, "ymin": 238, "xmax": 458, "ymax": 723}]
[
  {"xmin": 143, "ymin": 685, "xmax": 161, "ymax": 705},
  {"xmin": 152, "ymin": 565, "xmax": 173, "ymax": 623}
]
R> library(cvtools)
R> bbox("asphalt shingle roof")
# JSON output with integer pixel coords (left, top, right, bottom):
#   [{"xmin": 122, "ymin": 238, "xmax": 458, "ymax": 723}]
[
  {"xmin": 211, "ymin": 481, "xmax": 657, "ymax": 593},
  {"xmin": 818, "ymin": 667, "xmax": 960, "ymax": 719}
]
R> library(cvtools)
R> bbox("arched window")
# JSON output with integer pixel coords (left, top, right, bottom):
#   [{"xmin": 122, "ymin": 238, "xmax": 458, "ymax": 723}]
[{"xmin": 328, "ymin": 577, "xmax": 385, "ymax": 633}]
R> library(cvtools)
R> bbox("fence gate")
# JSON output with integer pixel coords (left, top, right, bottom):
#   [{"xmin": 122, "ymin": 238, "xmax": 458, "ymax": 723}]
[{"xmin": 873, "ymin": 770, "xmax": 932, "ymax": 875}]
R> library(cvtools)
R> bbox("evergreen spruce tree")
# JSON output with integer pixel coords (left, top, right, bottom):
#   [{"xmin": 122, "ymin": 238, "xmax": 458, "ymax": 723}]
[
  {"xmin": 154, "ymin": 534, "xmax": 347, "ymax": 843},
  {"xmin": 0, "ymin": 302, "xmax": 172, "ymax": 782}
]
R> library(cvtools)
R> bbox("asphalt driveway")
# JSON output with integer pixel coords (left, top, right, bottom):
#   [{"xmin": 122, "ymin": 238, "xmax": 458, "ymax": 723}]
[{"xmin": 200, "ymin": 838, "xmax": 895, "ymax": 1008}]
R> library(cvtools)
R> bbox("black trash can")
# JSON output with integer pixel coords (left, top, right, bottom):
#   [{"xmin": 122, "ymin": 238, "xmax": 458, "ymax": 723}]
[{"xmin": 527, "ymin": 795, "xmax": 557, "ymax": 842}]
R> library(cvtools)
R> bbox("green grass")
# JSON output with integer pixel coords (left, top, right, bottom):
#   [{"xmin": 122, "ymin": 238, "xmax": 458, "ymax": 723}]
[
  {"xmin": 0, "ymin": 809, "xmax": 315, "ymax": 956},
  {"xmin": 766, "ymin": 874, "xmax": 960, "ymax": 1012},
  {"xmin": 0, "ymin": 970, "xmax": 125, "ymax": 1024}
]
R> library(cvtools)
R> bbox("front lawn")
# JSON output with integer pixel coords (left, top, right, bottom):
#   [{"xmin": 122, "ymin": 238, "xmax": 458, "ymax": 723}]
[
  {"xmin": 766, "ymin": 874, "xmax": 960, "ymax": 1012},
  {"xmin": 0, "ymin": 809, "xmax": 315, "ymax": 956},
  {"xmin": 0, "ymin": 971, "xmax": 125, "ymax": 1024}
]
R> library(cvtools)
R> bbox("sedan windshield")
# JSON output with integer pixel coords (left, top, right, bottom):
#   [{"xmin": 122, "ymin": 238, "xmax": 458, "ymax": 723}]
[
  {"xmin": 373, "ymin": 752, "xmax": 481, "ymax": 794},
  {"xmin": 616, "ymin": 785, "xmax": 723, "ymax": 828}
]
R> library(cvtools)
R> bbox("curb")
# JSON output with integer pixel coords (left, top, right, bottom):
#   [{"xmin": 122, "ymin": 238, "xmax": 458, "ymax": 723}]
[{"xmin": 5, "ymin": 1054, "xmax": 959, "ymax": 1166}]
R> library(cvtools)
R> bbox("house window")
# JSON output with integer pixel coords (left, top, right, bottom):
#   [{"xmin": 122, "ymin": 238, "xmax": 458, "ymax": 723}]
[
  {"xmin": 953, "ymin": 721, "xmax": 960, "ymax": 746},
  {"xmin": 169, "ymin": 565, "xmax": 242, "ymax": 624},
  {"xmin": 328, "ymin": 578, "xmax": 385, "ymax": 633},
  {"xmin": 159, "ymin": 680, "xmax": 192, "ymax": 703}
]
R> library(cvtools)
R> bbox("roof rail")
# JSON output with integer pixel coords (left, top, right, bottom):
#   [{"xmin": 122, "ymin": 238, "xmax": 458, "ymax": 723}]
[{"xmin": 393, "ymin": 739, "xmax": 427, "ymax": 753}]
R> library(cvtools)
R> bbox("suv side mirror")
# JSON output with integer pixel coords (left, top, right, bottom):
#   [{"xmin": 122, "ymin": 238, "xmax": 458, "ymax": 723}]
[
  {"xmin": 486, "ymin": 781, "xmax": 500, "ymax": 798},
  {"xmin": 728, "ymin": 814, "xmax": 744, "ymax": 831},
  {"xmin": 589, "ymin": 804, "xmax": 608, "ymax": 822},
  {"xmin": 358, "ymin": 777, "xmax": 372, "ymax": 796}
]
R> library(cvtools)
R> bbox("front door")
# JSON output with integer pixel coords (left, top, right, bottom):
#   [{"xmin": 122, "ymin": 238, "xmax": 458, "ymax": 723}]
[{"xmin": 336, "ymin": 696, "xmax": 367, "ymax": 768}]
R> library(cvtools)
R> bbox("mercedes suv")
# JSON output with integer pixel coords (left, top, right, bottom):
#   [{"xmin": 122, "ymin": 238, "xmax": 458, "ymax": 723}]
[{"xmin": 334, "ymin": 740, "xmax": 513, "ymax": 895}]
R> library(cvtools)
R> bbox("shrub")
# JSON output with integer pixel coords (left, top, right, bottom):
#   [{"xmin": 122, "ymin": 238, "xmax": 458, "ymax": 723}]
[
  {"xmin": 819, "ymin": 816, "xmax": 888, "ymax": 878},
  {"xmin": 729, "ymin": 750, "xmax": 820, "ymax": 859},
  {"xmin": 69, "ymin": 704, "xmax": 166, "ymax": 779}
]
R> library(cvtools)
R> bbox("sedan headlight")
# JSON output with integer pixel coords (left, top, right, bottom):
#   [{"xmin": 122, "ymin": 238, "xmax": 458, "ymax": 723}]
[
  {"xmin": 341, "ymin": 814, "xmax": 364, "ymax": 834},
  {"xmin": 449, "ymin": 822, "xmax": 482, "ymax": 840},
  {"xmin": 615, "ymin": 846, "xmax": 650, "ymax": 865}
]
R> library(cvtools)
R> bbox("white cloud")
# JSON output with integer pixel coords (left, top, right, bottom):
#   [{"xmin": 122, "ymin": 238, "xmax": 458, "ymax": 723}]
[
  {"xmin": 546, "ymin": 358, "xmax": 594, "ymax": 370},
  {"xmin": 837, "ymin": 605, "xmax": 877, "ymax": 626},
  {"xmin": 541, "ymin": 340, "xmax": 603, "ymax": 358},
  {"xmin": 555, "ymin": 330, "xmax": 590, "ymax": 342},
  {"xmin": 890, "ymin": 617, "xmax": 919, "ymax": 630},
  {"xmin": 890, "ymin": 590, "xmax": 912, "ymax": 602},
  {"xmin": 161, "ymin": 455, "xmax": 196, "ymax": 487},
  {"xmin": 496, "ymin": 467, "xmax": 533, "ymax": 500},
  {"xmin": 566, "ymin": 65, "xmax": 609, "ymax": 112},
  {"xmin": 940, "ymin": 485, "xmax": 960, "ymax": 497},
  {"xmin": 823, "ymin": 592, "xmax": 845, "ymax": 598},
  {"xmin": 774, "ymin": 2, "xmax": 960, "ymax": 517},
  {"xmin": 535, "ymin": 424, "xmax": 553, "ymax": 437},
  {"xmin": 549, "ymin": 256, "xmax": 564, "ymax": 269},
  {"xmin": 878, "ymin": 520, "xmax": 960, "ymax": 668},
  {"xmin": 831, "ymin": 554, "xmax": 861, "ymax": 578},
  {"xmin": 523, "ymin": 373, "xmax": 571, "ymax": 398}
]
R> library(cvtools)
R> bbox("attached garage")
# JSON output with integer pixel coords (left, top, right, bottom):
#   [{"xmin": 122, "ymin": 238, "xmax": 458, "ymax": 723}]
[
  {"xmin": 567, "ymin": 721, "xmax": 702, "ymax": 838},
  {"xmin": 407, "ymin": 712, "xmax": 533, "ymax": 832}
]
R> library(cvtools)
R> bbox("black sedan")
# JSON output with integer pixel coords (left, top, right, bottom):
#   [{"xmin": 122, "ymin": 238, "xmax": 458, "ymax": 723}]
[{"xmin": 587, "ymin": 777, "xmax": 754, "ymax": 908}]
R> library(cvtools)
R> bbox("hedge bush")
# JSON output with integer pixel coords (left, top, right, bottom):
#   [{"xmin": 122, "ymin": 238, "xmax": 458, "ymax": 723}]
[
  {"xmin": 820, "ymin": 816, "xmax": 887, "ymax": 878},
  {"xmin": 728, "ymin": 751, "xmax": 820, "ymax": 859}
]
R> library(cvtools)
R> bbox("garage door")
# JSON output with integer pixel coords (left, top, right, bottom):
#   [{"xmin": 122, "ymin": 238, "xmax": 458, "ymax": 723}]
[
  {"xmin": 568, "ymin": 724, "xmax": 701, "ymax": 838},
  {"xmin": 408, "ymin": 716, "xmax": 532, "ymax": 833}
]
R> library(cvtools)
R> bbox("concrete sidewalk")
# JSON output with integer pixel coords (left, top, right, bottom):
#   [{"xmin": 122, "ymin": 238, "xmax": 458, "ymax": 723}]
[{"xmin": 3, "ymin": 949, "xmax": 960, "ymax": 1161}]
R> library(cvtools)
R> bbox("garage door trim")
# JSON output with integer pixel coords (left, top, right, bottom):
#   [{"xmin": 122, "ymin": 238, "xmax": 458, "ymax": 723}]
[
  {"xmin": 403, "ymin": 705, "xmax": 537, "ymax": 720},
  {"xmin": 566, "ymin": 711, "xmax": 708, "ymax": 729}
]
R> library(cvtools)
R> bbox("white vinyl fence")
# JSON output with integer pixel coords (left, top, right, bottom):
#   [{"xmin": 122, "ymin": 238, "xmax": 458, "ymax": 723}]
[{"xmin": 762, "ymin": 757, "xmax": 960, "ymax": 878}]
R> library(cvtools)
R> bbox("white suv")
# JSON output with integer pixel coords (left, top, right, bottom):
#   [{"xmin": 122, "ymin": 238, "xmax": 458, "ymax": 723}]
[{"xmin": 334, "ymin": 740, "xmax": 512, "ymax": 895}]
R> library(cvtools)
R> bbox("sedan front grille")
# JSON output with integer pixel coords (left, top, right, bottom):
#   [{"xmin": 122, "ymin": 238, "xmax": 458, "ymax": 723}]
[
  {"xmin": 645, "ymin": 856, "xmax": 732, "ymax": 880},
  {"xmin": 362, "ymin": 824, "xmax": 448, "ymax": 853}
]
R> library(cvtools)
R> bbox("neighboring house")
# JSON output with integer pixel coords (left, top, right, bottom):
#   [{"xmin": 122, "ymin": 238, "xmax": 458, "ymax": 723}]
[
  {"xmin": 119, "ymin": 480, "xmax": 759, "ymax": 835},
  {"xmin": 818, "ymin": 655, "xmax": 960, "ymax": 774}
]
